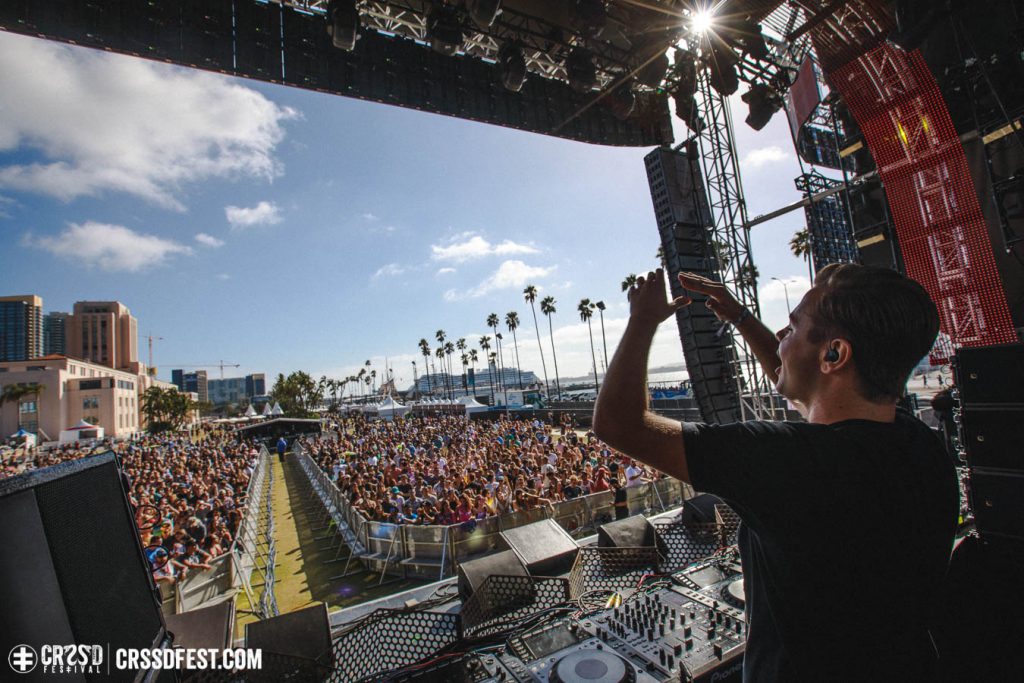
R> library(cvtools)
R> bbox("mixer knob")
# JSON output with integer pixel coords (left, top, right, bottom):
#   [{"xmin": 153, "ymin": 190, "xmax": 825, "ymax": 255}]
[
  {"xmin": 659, "ymin": 650, "xmax": 666, "ymax": 666},
  {"xmin": 706, "ymin": 627, "xmax": 716, "ymax": 639},
  {"xmin": 669, "ymin": 619, "xmax": 675, "ymax": 630},
  {"xmin": 659, "ymin": 624, "xmax": 665, "ymax": 636},
  {"xmin": 684, "ymin": 638, "xmax": 694, "ymax": 650},
  {"xmin": 683, "ymin": 625, "xmax": 692, "ymax": 638},
  {"xmin": 716, "ymin": 612, "xmax": 724, "ymax": 624},
  {"xmin": 671, "ymin": 608, "xmax": 677, "ymax": 621},
  {"xmin": 736, "ymin": 622, "xmax": 743, "ymax": 634},
  {"xmin": 647, "ymin": 628, "xmax": 654, "ymax": 641},
  {"xmin": 673, "ymin": 643, "xmax": 682, "ymax": 656},
  {"xmin": 713, "ymin": 643, "xmax": 723, "ymax": 660},
  {"xmin": 667, "ymin": 654, "xmax": 674, "ymax": 670}
]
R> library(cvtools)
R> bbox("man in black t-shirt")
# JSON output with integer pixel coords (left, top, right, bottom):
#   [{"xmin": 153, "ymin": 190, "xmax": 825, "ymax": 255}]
[{"xmin": 594, "ymin": 265, "xmax": 958, "ymax": 682}]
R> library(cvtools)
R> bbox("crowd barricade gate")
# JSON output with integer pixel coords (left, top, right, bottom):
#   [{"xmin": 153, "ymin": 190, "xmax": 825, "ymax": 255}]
[
  {"xmin": 583, "ymin": 490, "xmax": 616, "ymax": 529},
  {"xmin": 362, "ymin": 520, "xmax": 406, "ymax": 585},
  {"xmin": 626, "ymin": 483, "xmax": 654, "ymax": 516},
  {"xmin": 400, "ymin": 524, "xmax": 451, "ymax": 580},
  {"xmin": 551, "ymin": 496, "xmax": 589, "ymax": 536},
  {"xmin": 448, "ymin": 516, "xmax": 504, "ymax": 568}
]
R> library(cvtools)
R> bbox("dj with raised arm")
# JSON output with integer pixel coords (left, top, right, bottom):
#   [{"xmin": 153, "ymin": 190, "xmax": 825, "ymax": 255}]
[{"xmin": 593, "ymin": 265, "xmax": 958, "ymax": 682}]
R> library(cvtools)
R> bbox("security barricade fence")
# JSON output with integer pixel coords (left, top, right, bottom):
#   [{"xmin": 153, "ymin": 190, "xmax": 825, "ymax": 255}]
[
  {"xmin": 167, "ymin": 445, "xmax": 279, "ymax": 619},
  {"xmin": 293, "ymin": 442, "xmax": 693, "ymax": 581}
]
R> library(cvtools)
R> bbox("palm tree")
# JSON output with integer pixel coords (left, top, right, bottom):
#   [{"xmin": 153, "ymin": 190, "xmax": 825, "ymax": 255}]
[
  {"xmin": 0, "ymin": 382, "xmax": 45, "ymax": 437},
  {"xmin": 540, "ymin": 296, "xmax": 562, "ymax": 398},
  {"xmin": 456, "ymin": 338, "xmax": 467, "ymax": 392},
  {"xmin": 418, "ymin": 338, "xmax": 432, "ymax": 395},
  {"xmin": 505, "ymin": 311, "xmax": 524, "ymax": 389},
  {"xmin": 479, "ymin": 335, "xmax": 494, "ymax": 404},
  {"xmin": 578, "ymin": 298, "xmax": 600, "ymax": 393},
  {"xmin": 486, "ymin": 313, "xmax": 503, "ymax": 392},
  {"xmin": 621, "ymin": 273, "xmax": 638, "ymax": 292},
  {"xmin": 594, "ymin": 301, "xmax": 609, "ymax": 371},
  {"xmin": 523, "ymin": 285, "xmax": 551, "ymax": 397},
  {"xmin": 790, "ymin": 228, "xmax": 814, "ymax": 280},
  {"xmin": 444, "ymin": 341, "xmax": 456, "ymax": 399},
  {"xmin": 435, "ymin": 329, "xmax": 448, "ymax": 397},
  {"xmin": 370, "ymin": 369, "xmax": 377, "ymax": 395},
  {"xmin": 468, "ymin": 348, "xmax": 479, "ymax": 392},
  {"xmin": 435, "ymin": 346, "xmax": 447, "ymax": 399}
]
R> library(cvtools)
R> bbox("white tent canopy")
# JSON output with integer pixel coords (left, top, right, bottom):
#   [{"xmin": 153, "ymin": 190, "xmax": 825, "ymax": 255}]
[
  {"xmin": 376, "ymin": 396, "xmax": 410, "ymax": 420},
  {"xmin": 457, "ymin": 395, "xmax": 489, "ymax": 414},
  {"xmin": 59, "ymin": 420, "xmax": 104, "ymax": 443},
  {"xmin": 270, "ymin": 402, "xmax": 284, "ymax": 416},
  {"xmin": 262, "ymin": 402, "xmax": 273, "ymax": 416},
  {"xmin": 243, "ymin": 405, "xmax": 257, "ymax": 417}
]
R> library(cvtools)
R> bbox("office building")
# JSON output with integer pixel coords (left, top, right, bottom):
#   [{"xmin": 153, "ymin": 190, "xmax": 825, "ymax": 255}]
[
  {"xmin": 207, "ymin": 373, "xmax": 266, "ymax": 406},
  {"xmin": 171, "ymin": 369, "xmax": 208, "ymax": 404},
  {"xmin": 0, "ymin": 355, "xmax": 170, "ymax": 439},
  {"xmin": 0, "ymin": 295, "xmax": 44, "ymax": 362},
  {"xmin": 44, "ymin": 311, "xmax": 69, "ymax": 356},
  {"xmin": 66, "ymin": 301, "xmax": 140, "ymax": 372}
]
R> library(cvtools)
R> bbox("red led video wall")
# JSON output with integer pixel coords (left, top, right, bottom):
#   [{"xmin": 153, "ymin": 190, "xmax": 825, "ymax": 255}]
[{"xmin": 830, "ymin": 44, "xmax": 1017, "ymax": 358}]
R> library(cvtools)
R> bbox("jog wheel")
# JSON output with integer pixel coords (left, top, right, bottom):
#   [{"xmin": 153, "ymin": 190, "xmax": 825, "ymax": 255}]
[
  {"xmin": 549, "ymin": 650, "xmax": 635, "ymax": 683},
  {"xmin": 724, "ymin": 577, "xmax": 745, "ymax": 608}
]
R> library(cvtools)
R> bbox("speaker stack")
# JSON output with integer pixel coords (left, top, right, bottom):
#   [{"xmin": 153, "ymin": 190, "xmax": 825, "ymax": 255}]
[{"xmin": 953, "ymin": 343, "xmax": 1024, "ymax": 545}]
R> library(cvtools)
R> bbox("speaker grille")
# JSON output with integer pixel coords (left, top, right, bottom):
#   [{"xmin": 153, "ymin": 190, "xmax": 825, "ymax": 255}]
[{"xmin": 35, "ymin": 458, "xmax": 163, "ymax": 675}]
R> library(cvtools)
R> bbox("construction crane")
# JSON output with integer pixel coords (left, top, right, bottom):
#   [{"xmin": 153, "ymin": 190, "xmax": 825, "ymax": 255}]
[
  {"xmin": 146, "ymin": 334, "xmax": 163, "ymax": 377},
  {"xmin": 167, "ymin": 361, "xmax": 241, "ymax": 379}
]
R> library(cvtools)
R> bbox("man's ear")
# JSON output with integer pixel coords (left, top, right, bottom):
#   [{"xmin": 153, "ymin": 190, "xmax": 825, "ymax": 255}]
[{"xmin": 820, "ymin": 338, "xmax": 853, "ymax": 373}]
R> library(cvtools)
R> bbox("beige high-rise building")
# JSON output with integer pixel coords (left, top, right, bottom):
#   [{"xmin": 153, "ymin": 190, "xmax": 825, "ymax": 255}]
[{"xmin": 67, "ymin": 301, "xmax": 140, "ymax": 373}]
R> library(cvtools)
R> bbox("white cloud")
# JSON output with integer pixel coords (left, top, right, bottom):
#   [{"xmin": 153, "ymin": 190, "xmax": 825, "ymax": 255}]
[
  {"xmin": 0, "ymin": 195, "xmax": 15, "ymax": 218},
  {"xmin": 0, "ymin": 32, "xmax": 297, "ymax": 210},
  {"xmin": 225, "ymin": 201, "xmax": 282, "ymax": 229},
  {"xmin": 742, "ymin": 146, "xmax": 788, "ymax": 168},
  {"xmin": 195, "ymin": 232, "xmax": 225, "ymax": 248},
  {"xmin": 431, "ymin": 233, "xmax": 539, "ymax": 262},
  {"xmin": 444, "ymin": 260, "xmax": 555, "ymax": 300},
  {"xmin": 372, "ymin": 263, "xmax": 405, "ymax": 280},
  {"xmin": 360, "ymin": 212, "xmax": 378, "ymax": 221},
  {"xmin": 26, "ymin": 221, "xmax": 192, "ymax": 272},
  {"xmin": 217, "ymin": 273, "xmax": 231, "ymax": 280},
  {"xmin": 436, "ymin": 267, "xmax": 456, "ymax": 276}
]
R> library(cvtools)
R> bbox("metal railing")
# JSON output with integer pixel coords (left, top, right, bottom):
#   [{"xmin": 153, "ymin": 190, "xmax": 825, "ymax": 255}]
[
  {"xmin": 171, "ymin": 446, "xmax": 278, "ymax": 618},
  {"xmin": 294, "ymin": 443, "xmax": 692, "ymax": 581}
]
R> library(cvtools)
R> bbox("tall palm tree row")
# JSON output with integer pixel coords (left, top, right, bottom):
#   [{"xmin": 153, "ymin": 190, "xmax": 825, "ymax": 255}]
[
  {"xmin": 479, "ymin": 335, "xmax": 494, "ymax": 404},
  {"xmin": 435, "ymin": 329, "xmax": 449, "ymax": 398},
  {"xmin": 505, "ymin": 311, "xmax": 523, "ymax": 389},
  {"xmin": 578, "ymin": 298, "xmax": 600, "ymax": 393},
  {"xmin": 540, "ymin": 296, "xmax": 561, "ymax": 398},
  {"xmin": 523, "ymin": 284, "xmax": 550, "ymax": 396},
  {"xmin": 486, "ymin": 313, "xmax": 503, "ymax": 393},
  {"xmin": 418, "ymin": 338, "xmax": 432, "ymax": 395}
]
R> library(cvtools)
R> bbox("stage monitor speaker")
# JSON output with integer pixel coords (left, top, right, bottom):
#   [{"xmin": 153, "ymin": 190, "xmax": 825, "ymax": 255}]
[
  {"xmin": 0, "ymin": 453, "xmax": 168, "ymax": 682},
  {"xmin": 959, "ymin": 408, "xmax": 1024, "ymax": 471},
  {"xmin": 598, "ymin": 515, "xmax": 669, "ymax": 557},
  {"xmin": 679, "ymin": 493, "xmax": 725, "ymax": 525},
  {"xmin": 970, "ymin": 469, "xmax": 1024, "ymax": 544},
  {"xmin": 245, "ymin": 603, "xmax": 333, "ymax": 681},
  {"xmin": 457, "ymin": 549, "xmax": 528, "ymax": 602},
  {"xmin": 954, "ymin": 344, "xmax": 1024, "ymax": 406},
  {"xmin": 165, "ymin": 599, "xmax": 235, "ymax": 651},
  {"xmin": 500, "ymin": 519, "xmax": 579, "ymax": 576}
]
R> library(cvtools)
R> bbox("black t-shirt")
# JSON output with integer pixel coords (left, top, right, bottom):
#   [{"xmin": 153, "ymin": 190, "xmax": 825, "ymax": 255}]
[{"xmin": 684, "ymin": 412, "xmax": 958, "ymax": 682}]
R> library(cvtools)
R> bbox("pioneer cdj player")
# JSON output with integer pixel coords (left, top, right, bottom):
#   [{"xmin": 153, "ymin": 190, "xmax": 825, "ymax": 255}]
[{"xmin": 398, "ymin": 554, "xmax": 746, "ymax": 683}]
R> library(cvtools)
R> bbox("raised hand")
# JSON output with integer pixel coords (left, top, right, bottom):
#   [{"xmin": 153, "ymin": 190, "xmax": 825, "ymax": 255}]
[
  {"xmin": 677, "ymin": 272, "xmax": 744, "ymax": 324},
  {"xmin": 627, "ymin": 268, "xmax": 691, "ymax": 329}
]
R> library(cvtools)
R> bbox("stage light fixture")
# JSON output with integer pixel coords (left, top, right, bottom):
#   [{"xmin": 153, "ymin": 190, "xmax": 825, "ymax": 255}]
[
  {"xmin": 566, "ymin": 47, "xmax": 598, "ymax": 93},
  {"xmin": 741, "ymin": 83, "xmax": 782, "ymax": 130},
  {"xmin": 497, "ymin": 42, "xmax": 527, "ymax": 92},
  {"xmin": 573, "ymin": 0, "xmax": 608, "ymax": 38},
  {"xmin": 428, "ymin": 5, "xmax": 464, "ymax": 56},
  {"xmin": 734, "ymin": 20, "xmax": 769, "ymax": 61},
  {"xmin": 327, "ymin": 0, "xmax": 359, "ymax": 51},
  {"xmin": 708, "ymin": 45, "xmax": 739, "ymax": 96},
  {"xmin": 606, "ymin": 83, "xmax": 637, "ymax": 120},
  {"xmin": 467, "ymin": 0, "xmax": 501, "ymax": 28}
]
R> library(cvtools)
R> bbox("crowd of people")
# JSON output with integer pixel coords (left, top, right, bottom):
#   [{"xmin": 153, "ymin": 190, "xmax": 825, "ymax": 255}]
[
  {"xmin": 302, "ymin": 413, "xmax": 658, "ymax": 525},
  {"xmin": 1, "ymin": 427, "xmax": 259, "ymax": 585}
]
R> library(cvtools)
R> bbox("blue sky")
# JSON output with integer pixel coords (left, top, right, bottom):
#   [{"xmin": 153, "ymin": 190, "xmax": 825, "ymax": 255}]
[{"xmin": 0, "ymin": 30, "xmax": 812, "ymax": 390}]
